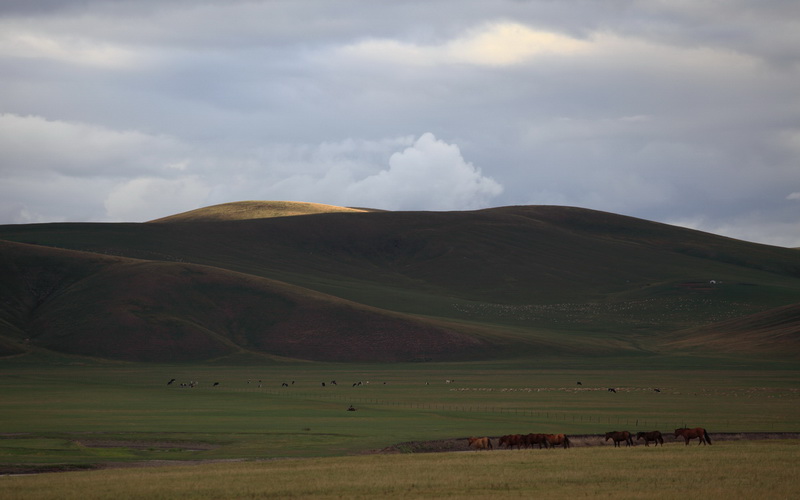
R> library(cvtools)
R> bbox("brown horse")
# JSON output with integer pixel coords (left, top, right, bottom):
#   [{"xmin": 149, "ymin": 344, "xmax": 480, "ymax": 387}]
[
  {"xmin": 636, "ymin": 431, "xmax": 664, "ymax": 447},
  {"xmin": 525, "ymin": 433, "xmax": 549, "ymax": 449},
  {"xmin": 467, "ymin": 436, "xmax": 493, "ymax": 451},
  {"xmin": 545, "ymin": 434, "xmax": 571, "ymax": 449},
  {"xmin": 674, "ymin": 427, "xmax": 712, "ymax": 445},
  {"xmin": 498, "ymin": 434, "xmax": 524, "ymax": 450},
  {"xmin": 605, "ymin": 431, "xmax": 634, "ymax": 447}
]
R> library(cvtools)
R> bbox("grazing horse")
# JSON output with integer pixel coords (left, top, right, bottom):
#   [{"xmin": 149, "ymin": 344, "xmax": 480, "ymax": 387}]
[
  {"xmin": 525, "ymin": 433, "xmax": 549, "ymax": 449},
  {"xmin": 605, "ymin": 431, "xmax": 634, "ymax": 447},
  {"xmin": 674, "ymin": 427, "xmax": 712, "ymax": 445},
  {"xmin": 467, "ymin": 437, "xmax": 493, "ymax": 451},
  {"xmin": 545, "ymin": 434, "xmax": 571, "ymax": 449},
  {"xmin": 498, "ymin": 434, "xmax": 525, "ymax": 450},
  {"xmin": 636, "ymin": 431, "xmax": 664, "ymax": 447}
]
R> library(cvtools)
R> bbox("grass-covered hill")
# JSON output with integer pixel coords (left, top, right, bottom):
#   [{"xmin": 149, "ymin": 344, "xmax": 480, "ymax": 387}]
[{"xmin": 1, "ymin": 202, "xmax": 799, "ymax": 363}]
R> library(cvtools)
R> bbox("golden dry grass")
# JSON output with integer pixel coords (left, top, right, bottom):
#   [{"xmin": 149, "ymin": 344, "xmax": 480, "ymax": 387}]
[
  {"xmin": 149, "ymin": 200, "xmax": 370, "ymax": 222},
  {"xmin": 2, "ymin": 440, "xmax": 797, "ymax": 499}
]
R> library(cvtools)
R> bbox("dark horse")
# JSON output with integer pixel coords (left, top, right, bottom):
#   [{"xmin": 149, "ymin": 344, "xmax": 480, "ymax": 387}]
[
  {"xmin": 545, "ymin": 434, "xmax": 571, "ymax": 449},
  {"xmin": 605, "ymin": 431, "xmax": 634, "ymax": 447},
  {"xmin": 674, "ymin": 427, "xmax": 712, "ymax": 445},
  {"xmin": 525, "ymin": 433, "xmax": 549, "ymax": 449},
  {"xmin": 498, "ymin": 434, "xmax": 524, "ymax": 450},
  {"xmin": 636, "ymin": 431, "xmax": 664, "ymax": 447}
]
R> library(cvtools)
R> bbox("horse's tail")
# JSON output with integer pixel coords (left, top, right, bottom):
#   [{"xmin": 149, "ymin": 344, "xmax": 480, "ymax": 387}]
[
  {"xmin": 704, "ymin": 430, "xmax": 712, "ymax": 445},
  {"xmin": 488, "ymin": 438, "xmax": 493, "ymax": 450}
]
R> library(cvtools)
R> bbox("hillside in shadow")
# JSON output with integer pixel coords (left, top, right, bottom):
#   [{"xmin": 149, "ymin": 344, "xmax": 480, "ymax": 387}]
[{"xmin": 1, "ymin": 202, "xmax": 799, "ymax": 362}]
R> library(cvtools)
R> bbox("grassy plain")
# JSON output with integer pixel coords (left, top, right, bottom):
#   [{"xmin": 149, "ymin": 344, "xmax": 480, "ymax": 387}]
[
  {"xmin": 2, "ymin": 441, "xmax": 798, "ymax": 499},
  {"xmin": 1, "ymin": 358, "xmax": 798, "ymax": 467}
]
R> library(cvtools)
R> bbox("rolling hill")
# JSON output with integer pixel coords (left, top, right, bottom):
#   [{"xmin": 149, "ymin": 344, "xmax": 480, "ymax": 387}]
[{"xmin": 1, "ymin": 202, "xmax": 799, "ymax": 363}]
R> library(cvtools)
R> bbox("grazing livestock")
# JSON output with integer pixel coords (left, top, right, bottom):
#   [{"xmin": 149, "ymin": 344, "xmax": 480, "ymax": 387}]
[
  {"xmin": 321, "ymin": 382, "xmax": 326, "ymax": 387},
  {"xmin": 654, "ymin": 388, "xmax": 661, "ymax": 393},
  {"xmin": 545, "ymin": 434, "xmax": 571, "ymax": 449},
  {"xmin": 467, "ymin": 437, "xmax": 493, "ymax": 451},
  {"xmin": 498, "ymin": 434, "xmax": 525, "ymax": 450},
  {"xmin": 167, "ymin": 379, "xmax": 175, "ymax": 385},
  {"xmin": 674, "ymin": 427, "xmax": 712, "ymax": 445},
  {"xmin": 347, "ymin": 405, "xmax": 356, "ymax": 412},
  {"xmin": 525, "ymin": 433, "xmax": 549, "ymax": 449},
  {"xmin": 605, "ymin": 431, "xmax": 634, "ymax": 447},
  {"xmin": 576, "ymin": 381, "xmax": 582, "ymax": 385},
  {"xmin": 636, "ymin": 431, "xmax": 664, "ymax": 447},
  {"xmin": 213, "ymin": 382, "xmax": 219, "ymax": 387},
  {"xmin": 608, "ymin": 388, "xmax": 617, "ymax": 393}
]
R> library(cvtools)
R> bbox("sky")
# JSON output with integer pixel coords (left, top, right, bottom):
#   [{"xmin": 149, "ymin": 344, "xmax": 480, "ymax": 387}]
[{"xmin": 1, "ymin": 1, "xmax": 799, "ymax": 247}]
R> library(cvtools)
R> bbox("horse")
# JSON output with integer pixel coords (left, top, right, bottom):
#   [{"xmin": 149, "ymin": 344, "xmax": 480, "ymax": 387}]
[
  {"xmin": 636, "ymin": 431, "xmax": 664, "ymax": 447},
  {"xmin": 467, "ymin": 437, "xmax": 493, "ymax": 451},
  {"xmin": 605, "ymin": 431, "xmax": 633, "ymax": 447},
  {"xmin": 545, "ymin": 434, "xmax": 571, "ymax": 449},
  {"xmin": 674, "ymin": 427, "xmax": 712, "ymax": 445},
  {"xmin": 498, "ymin": 434, "xmax": 524, "ymax": 450},
  {"xmin": 525, "ymin": 433, "xmax": 549, "ymax": 449}
]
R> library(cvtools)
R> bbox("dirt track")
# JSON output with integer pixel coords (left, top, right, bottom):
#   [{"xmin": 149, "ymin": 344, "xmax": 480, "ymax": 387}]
[{"xmin": 378, "ymin": 432, "xmax": 800, "ymax": 453}]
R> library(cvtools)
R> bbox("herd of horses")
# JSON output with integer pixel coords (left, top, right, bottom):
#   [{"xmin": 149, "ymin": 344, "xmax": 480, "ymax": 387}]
[
  {"xmin": 605, "ymin": 428, "xmax": 711, "ymax": 447},
  {"xmin": 468, "ymin": 427, "xmax": 711, "ymax": 451},
  {"xmin": 468, "ymin": 433, "xmax": 571, "ymax": 451}
]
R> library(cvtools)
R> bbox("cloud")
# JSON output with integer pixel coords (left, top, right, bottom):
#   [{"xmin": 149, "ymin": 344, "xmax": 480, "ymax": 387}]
[
  {"xmin": 0, "ymin": 2, "xmax": 799, "ymax": 247},
  {"xmin": 788, "ymin": 193, "xmax": 800, "ymax": 201},
  {"xmin": 0, "ymin": 30, "xmax": 141, "ymax": 68},
  {"xmin": 104, "ymin": 176, "xmax": 209, "ymax": 221},
  {"xmin": 345, "ymin": 133, "xmax": 503, "ymax": 210},
  {"xmin": 0, "ymin": 113, "xmax": 186, "ymax": 177},
  {"xmin": 234, "ymin": 133, "xmax": 503, "ymax": 212},
  {"xmin": 339, "ymin": 22, "xmax": 588, "ymax": 67}
]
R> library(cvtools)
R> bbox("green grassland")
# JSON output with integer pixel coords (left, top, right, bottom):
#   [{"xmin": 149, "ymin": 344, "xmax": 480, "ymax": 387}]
[{"xmin": 1, "ymin": 360, "xmax": 798, "ymax": 467}]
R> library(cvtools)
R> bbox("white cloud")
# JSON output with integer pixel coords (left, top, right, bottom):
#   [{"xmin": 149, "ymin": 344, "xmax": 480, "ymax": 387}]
[
  {"xmin": 345, "ymin": 133, "xmax": 503, "ymax": 210},
  {"xmin": 788, "ymin": 192, "xmax": 800, "ymax": 201},
  {"xmin": 338, "ymin": 22, "xmax": 588, "ymax": 67},
  {"xmin": 237, "ymin": 133, "xmax": 503, "ymax": 212},
  {"xmin": 0, "ymin": 113, "xmax": 186, "ymax": 177},
  {"xmin": 0, "ymin": 29, "xmax": 141, "ymax": 68},
  {"xmin": 104, "ymin": 176, "xmax": 210, "ymax": 222}
]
